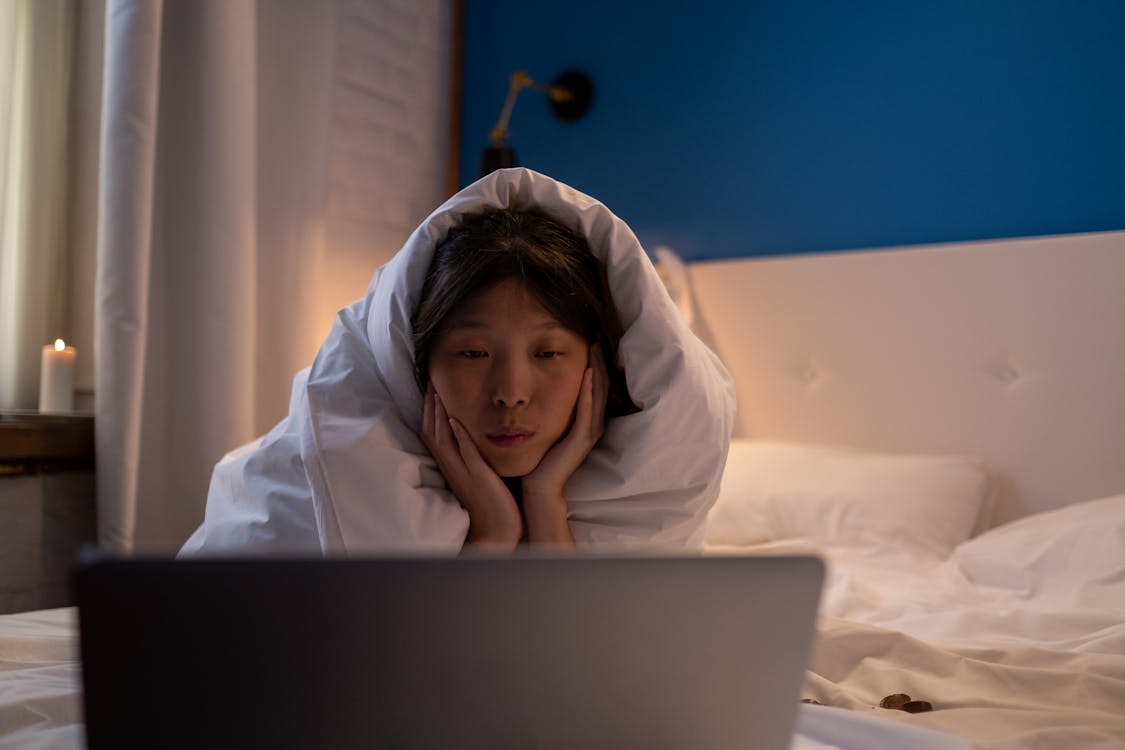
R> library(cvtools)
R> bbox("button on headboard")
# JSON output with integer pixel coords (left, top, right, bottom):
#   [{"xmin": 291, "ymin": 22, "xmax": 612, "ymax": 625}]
[{"xmin": 688, "ymin": 230, "xmax": 1125, "ymax": 526}]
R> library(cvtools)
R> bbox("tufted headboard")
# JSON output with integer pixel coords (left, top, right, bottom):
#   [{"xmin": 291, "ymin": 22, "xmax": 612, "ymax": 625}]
[{"xmin": 687, "ymin": 230, "xmax": 1125, "ymax": 527}]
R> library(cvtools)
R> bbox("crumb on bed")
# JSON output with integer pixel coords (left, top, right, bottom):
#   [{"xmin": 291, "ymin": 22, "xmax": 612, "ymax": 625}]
[{"xmin": 879, "ymin": 693, "xmax": 933, "ymax": 712}]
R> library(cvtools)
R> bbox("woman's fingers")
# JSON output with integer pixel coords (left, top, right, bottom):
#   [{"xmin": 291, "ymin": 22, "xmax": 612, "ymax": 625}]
[
  {"xmin": 435, "ymin": 391, "xmax": 466, "ymax": 460},
  {"xmin": 549, "ymin": 342, "xmax": 607, "ymax": 460},
  {"xmin": 565, "ymin": 342, "xmax": 607, "ymax": 448},
  {"xmin": 448, "ymin": 416, "xmax": 488, "ymax": 471},
  {"xmin": 421, "ymin": 384, "xmax": 437, "ymax": 450},
  {"xmin": 589, "ymin": 343, "xmax": 608, "ymax": 440},
  {"xmin": 567, "ymin": 343, "xmax": 600, "ymax": 438},
  {"xmin": 436, "ymin": 397, "xmax": 495, "ymax": 481},
  {"xmin": 422, "ymin": 391, "xmax": 465, "ymax": 477},
  {"xmin": 432, "ymin": 388, "xmax": 449, "ymax": 443}
]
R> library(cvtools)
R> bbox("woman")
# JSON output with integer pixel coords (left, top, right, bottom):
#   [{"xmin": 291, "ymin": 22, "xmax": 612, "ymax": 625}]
[
  {"xmin": 414, "ymin": 208, "xmax": 638, "ymax": 549},
  {"xmin": 180, "ymin": 168, "xmax": 735, "ymax": 555}
]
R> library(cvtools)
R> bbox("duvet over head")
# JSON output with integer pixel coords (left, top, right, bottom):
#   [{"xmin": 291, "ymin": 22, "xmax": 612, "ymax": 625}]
[{"xmin": 180, "ymin": 168, "xmax": 736, "ymax": 555}]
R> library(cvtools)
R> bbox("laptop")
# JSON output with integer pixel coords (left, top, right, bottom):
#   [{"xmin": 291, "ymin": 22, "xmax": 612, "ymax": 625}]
[{"xmin": 76, "ymin": 553, "xmax": 823, "ymax": 750}]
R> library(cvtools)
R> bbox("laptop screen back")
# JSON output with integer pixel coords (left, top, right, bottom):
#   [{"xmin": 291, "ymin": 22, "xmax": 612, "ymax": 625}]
[{"xmin": 77, "ymin": 554, "xmax": 823, "ymax": 750}]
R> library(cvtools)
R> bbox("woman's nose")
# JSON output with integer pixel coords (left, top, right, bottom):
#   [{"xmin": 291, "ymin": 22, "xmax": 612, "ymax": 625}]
[{"xmin": 491, "ymin": 357, "xmax": 530, "ymax": 408}]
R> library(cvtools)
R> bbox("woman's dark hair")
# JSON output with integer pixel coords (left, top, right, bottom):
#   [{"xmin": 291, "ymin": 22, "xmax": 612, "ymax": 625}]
[{"xmin": 412, "ymin": 209, "xmax": 637, "ymax": 418}]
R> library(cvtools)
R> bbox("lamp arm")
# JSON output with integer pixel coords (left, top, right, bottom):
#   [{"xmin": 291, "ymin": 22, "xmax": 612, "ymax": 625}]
[{"xmin": 489, "ymin": 70, "xmax": 533, "ymax": 148}]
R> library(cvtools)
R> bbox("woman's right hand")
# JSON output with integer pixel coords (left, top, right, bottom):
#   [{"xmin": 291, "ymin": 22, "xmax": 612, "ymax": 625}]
[{"xmin": 421, "ymin": 384, "xmax": 522, "ymax": 550}]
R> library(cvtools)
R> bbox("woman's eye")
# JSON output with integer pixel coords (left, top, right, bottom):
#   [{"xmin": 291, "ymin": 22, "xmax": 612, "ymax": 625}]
[
  {"xmin": 536, "ymin": 351, "xmax": 562, "ymax": 360},
  {"xmin": 458, "ymin": 350, "xmax": 487, "ymax": 359}
]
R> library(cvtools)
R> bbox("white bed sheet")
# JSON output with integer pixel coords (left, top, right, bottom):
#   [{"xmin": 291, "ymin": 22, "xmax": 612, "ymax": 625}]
[{"xmin": 0, "ymin": 608, "xmax": 81, "ymax": 750}]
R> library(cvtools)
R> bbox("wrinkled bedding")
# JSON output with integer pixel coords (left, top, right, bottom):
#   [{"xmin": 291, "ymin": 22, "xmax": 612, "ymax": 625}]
[
  {"xmin": 3, "ymin": 497, "xmax": 1124, "ymax": 749},
  {"xmin": 0, "ymin": 608, "xmax": 81, "ymax": 750},
  {"xmin": 711, "ymin": 493, "xmax": 1125, "ymax": 749}
]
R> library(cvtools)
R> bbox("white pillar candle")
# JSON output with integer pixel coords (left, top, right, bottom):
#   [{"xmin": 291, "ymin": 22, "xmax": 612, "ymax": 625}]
[{"xmin": 39, "ymin": 339, "xmax": 76, "ymax": 413}]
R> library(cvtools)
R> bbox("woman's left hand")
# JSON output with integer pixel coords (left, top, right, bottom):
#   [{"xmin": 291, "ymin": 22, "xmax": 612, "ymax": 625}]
[{"xmin": 521, "ymin": 343, "xmax": 608, "ymax": 541}]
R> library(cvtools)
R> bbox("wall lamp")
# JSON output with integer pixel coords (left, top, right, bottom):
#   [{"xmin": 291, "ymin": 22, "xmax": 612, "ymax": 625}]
[{"xmin": 479, "ymin": 69, "xmax": 594, "ymax": 177}]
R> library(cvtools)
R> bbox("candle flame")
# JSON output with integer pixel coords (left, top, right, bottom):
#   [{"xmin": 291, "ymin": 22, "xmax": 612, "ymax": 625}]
[{"xmin": 54, "ymin": 339, "xmax": 65, "ymax": 351}]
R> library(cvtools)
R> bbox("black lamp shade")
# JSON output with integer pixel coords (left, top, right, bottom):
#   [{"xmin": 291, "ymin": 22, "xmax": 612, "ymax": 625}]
[
  {"xmin": 549, "ymin": 70, "xmax": 594, "ymax": 122},
  {"xmin": 480, "ymin": 146, "xmax": 518, "ymax": 177}
]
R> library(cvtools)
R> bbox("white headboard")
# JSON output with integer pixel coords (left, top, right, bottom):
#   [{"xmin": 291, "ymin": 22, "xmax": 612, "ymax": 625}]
[{"xmin": 688, "ymin": 230, "xmax": 1125, "ymax": 527}]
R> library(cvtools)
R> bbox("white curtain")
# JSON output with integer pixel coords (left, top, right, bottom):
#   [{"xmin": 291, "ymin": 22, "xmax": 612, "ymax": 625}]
[
  {"xmin": 96, "ymin": 0, "xmax": 452, "ymax": 552},
  {"xmin": 0, "ymin": 0, "xmax": 74, "ymax": 410}
]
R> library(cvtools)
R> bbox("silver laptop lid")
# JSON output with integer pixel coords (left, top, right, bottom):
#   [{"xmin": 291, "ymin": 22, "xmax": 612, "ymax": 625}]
[{"xmin": 77, "ymin": 554, "xmax": 823, "ymax": 750}]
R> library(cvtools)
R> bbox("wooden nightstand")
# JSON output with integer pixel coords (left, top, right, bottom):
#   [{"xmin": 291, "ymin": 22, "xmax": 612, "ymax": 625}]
[{"xmin": 0, "ymin": 412, "xmax": 96, "ymax": 613}]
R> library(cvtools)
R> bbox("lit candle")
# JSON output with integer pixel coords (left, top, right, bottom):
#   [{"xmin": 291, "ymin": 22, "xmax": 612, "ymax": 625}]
[{"xmin": 39, "ymin": 339, "xmax": 76, "ymax": 413}]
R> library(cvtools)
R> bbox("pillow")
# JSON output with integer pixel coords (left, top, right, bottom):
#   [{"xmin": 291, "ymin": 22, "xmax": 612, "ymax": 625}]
[
  {"xmin": 951, "ymin": 493, "xmax": 1125, "ymax": 604},
  {"xmin": 706, "ymin": 441, "xmax": 992, "ymax": 558}
]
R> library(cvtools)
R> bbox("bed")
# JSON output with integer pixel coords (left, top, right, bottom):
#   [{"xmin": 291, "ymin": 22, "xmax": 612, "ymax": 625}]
[
  {"xmin": 2, "ymin": 229, "xmax": 1124, "ymax": 749},
  {"xmin": 689, "ymin": 228, "xmax": 1125, "ymax": 749}
]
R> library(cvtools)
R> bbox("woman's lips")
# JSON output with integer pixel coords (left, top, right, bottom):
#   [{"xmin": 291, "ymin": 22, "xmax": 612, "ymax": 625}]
[{"xmin": 486, "ymin": 428, "xmax": 534, "ymax": 448}]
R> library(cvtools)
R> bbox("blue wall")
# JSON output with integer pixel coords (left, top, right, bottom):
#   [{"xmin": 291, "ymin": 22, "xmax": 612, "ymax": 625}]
[{"xmin": 459, "ymin": 1, "xmax": 1125, "ymax": 260}]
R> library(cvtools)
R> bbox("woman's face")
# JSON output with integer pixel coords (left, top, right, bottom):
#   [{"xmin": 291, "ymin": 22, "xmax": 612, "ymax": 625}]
[{"xmin": 427, "ymin": 277, "xmax": 590, "ymax": 477}]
